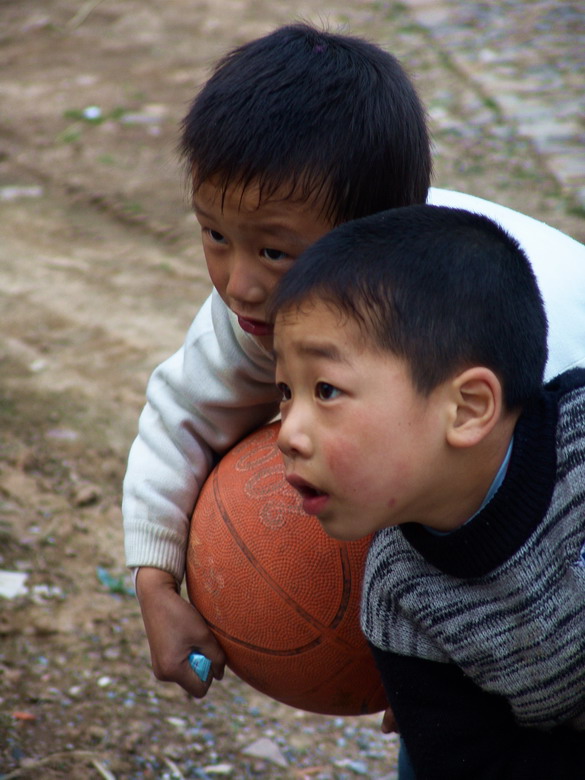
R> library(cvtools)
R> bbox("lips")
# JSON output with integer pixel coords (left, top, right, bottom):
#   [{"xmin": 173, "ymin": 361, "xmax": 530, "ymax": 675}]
[
  {"xmin": 236, "ymin": 315, "xmax": 274, "ymax": 337},
  {"xmin": 286, "ymin": 475, "xmax": 330, "ymax": 516}
]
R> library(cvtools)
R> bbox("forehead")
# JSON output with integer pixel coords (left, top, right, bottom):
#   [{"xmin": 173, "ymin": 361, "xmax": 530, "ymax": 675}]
[
  {"xmin": 193, "ymin": 173, "xmax": 333, "ymax": 223},
  {"xmin": 194, "ymin": 175, "xmax": 265, "ymax": 210},
  {"xmin": 275, "ymin": 300, "xmax": 366, "ymax": 358}
]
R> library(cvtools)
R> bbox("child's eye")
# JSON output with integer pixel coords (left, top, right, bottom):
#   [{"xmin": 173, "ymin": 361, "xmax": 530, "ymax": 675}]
[
  {"xmin": 207, "ymin": 229, "xmax": 227, "ymax": 244},
  {"xmin": 262, "ymin": 248, "xmax": 289, "ymax": 262},
  {"xmin": 316, "ymin": 382, "xmax": 341, "ymax": 401},
  {"xmin": 277, "ymin": 382, "xmax": 292, "ymax": 402}
]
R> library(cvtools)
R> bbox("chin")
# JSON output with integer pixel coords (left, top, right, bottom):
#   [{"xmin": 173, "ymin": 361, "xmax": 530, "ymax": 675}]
[{"xmin": 319, "ymin": 519, "xmax": 365, "ymax": 543}]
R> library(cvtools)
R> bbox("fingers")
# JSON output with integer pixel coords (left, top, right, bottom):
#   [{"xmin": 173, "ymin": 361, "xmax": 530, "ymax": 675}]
[{"xmin": 138, "ymin": 576, "xmax": 226, "ymax": 697}]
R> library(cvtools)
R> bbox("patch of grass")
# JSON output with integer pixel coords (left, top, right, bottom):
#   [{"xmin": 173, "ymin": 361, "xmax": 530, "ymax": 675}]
[
  {"xmin": 56, "ymin": 125, "xmax": 82, "ymax": 144},
  {"xmin": 63, "ymin": 107, "xmax": 104, "ymax": 124},
  {"xmin": 568, "ymin": 203, "xmax": 585, "ymax": 220},
  {"xmin": 121, "ymin": 201, "xmax": 144, "ymax": 214},
  {"xmin": 59, "ymin": 106, "xmax": 130, "ymax": 145},
  {"xmin": 481, "ymin": 95, "xmax": 499, "ymax": 113}
]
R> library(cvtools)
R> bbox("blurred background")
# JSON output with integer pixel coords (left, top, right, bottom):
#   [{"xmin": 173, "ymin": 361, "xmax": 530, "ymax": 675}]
[{"xmin": 1, "ymin": 1, "xmax": 584, "ymax": 778}]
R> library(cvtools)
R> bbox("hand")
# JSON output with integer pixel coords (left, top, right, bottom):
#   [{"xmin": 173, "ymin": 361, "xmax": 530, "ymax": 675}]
[
  {"xmin": 136, "ymin": 567, "xmax": 226, "ymax": 697},
  {"xmin": 380, "ymin": 705, "xmax": 399, "ymax": 734}
]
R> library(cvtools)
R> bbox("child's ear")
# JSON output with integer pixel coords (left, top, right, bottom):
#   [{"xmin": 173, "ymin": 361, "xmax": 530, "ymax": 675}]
[{"xmin": 446, "ymin": 367, "xmax": 503, "ymax": 449}]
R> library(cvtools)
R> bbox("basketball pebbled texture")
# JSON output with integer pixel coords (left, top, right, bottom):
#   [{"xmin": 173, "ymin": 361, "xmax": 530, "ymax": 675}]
[{"xmin": 186, "ymin": 422, "xmax": 387, "ymax": 716}]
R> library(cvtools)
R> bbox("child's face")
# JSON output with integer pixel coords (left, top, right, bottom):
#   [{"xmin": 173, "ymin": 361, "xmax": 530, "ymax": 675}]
[
  {"xmin": 274, "ymin": 300, "xmax": 453, "ymax": 541},
  {"xmin": 193, "ymin": 177, "xmax": 333, "ymax": 349}
]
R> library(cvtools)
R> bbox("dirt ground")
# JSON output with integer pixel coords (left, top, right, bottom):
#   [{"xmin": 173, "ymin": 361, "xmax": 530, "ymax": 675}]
[{"xmin": 1, "ymin": 1, "xmax": 584, "ymax": 778}]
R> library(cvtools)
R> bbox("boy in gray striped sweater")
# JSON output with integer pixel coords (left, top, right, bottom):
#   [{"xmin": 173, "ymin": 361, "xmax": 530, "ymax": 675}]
[{"xmin": 271, "ymin": 204, "xmax": 585, "ymax": 779}]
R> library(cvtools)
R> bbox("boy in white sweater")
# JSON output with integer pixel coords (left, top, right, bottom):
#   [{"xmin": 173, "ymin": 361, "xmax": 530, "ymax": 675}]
[{"xmin": 122, "ymin": 22, "xmax": 585, "ymax": 706}]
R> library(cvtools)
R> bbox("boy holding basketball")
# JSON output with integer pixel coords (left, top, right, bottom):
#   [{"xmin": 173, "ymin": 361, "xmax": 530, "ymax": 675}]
[
  {"xmin": 271, "ymin": 204, "xmax": 585, "ymax": 779},
  {"xmin": 122, "ymin": 21, "xmax": 585, "ymax": 719}
]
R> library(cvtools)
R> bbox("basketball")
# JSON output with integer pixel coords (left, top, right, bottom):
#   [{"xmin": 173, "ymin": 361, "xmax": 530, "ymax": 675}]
[{"xmin": 186, "ymin": 421, "xmax": 387, "ymax": 716}]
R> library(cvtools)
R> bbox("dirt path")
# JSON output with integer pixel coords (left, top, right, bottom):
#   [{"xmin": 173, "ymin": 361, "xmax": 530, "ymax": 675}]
[{"xmin": 1, "ymin": 1, "xmax": 583, "ymax": 778}]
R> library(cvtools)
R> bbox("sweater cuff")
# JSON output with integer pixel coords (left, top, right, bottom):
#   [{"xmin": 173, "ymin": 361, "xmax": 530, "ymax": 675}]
[{"xmin": 124, "ymin": 520, "xmax": 187, "ymax": 584}]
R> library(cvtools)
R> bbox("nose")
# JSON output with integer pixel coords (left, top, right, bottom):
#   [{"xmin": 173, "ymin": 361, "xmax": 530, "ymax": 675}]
[
  {"xmin": 277, "ymin": 407, "xmax": 313, "ymax": 460},
  {"xmin": 225, "ymin": 253, "xmax": 266, "ymax": 305}
]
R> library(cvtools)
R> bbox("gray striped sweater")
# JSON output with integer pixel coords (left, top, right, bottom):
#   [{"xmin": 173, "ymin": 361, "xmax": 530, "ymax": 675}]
[{"xmin": 361, "ymin": 369, "xmax": 585, "ymax": 731}]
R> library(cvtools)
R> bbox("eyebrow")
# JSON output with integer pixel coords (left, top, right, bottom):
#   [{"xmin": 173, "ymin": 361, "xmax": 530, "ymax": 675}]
[
  {"xmin": 275, "ymin": 340, "xmax": 349, "ymax": 364},
  {"xmin": 192, "ymin": 198, "xmax": 311, "ymax": 243}
]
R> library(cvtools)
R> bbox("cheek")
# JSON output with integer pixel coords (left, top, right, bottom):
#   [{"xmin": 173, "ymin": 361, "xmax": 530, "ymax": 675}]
[
  {"xmin": 324, "ymin": 438, "xmax": 380, "ymax": 496},
  {"xmin": 325, "ymin": 432, "xmax": 412, "ymax": 504},
  {"xmin": 325, "ymin": 441, "xmax": 358, "ymax": 483},
  {"xmin": 205, "ymin": 256, "xmax": 225, "ymax": 291}
]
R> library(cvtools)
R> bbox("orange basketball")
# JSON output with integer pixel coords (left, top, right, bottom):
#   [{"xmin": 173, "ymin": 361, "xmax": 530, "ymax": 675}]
[{"xmin": 186, "ymin": 421, "xmax": 387, "ymax": 716}]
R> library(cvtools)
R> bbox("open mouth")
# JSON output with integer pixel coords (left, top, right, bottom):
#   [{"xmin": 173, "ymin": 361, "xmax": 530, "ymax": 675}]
[
  {"xmin": 286, "ymin": 476, "xmax": 329, "ymax": 516},
  {"xmin": 296, "ymin": 484, "xmax": 326, "ymax": 500}
]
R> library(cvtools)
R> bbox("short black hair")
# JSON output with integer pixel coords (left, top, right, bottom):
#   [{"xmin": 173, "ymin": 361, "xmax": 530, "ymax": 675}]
[
  {"xmin": 180, "ymin": 23, "xmax": 431, "ymax": 224},
  {"xmin": 270, "ymin": 205, "xmax": 548, "ymax": 409}
]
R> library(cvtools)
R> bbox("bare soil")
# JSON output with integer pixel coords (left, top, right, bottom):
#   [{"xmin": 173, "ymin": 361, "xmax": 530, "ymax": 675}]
[{"xmin": 1, "ymin": 1, "xmax": 583, "ymax": 778}]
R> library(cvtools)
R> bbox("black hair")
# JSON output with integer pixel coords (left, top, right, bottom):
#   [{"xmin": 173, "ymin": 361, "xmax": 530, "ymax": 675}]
[
  {"xmin": 269, "ymin": 205, "xmax": 548, "ymax": 409},
  {"xmin": 180, "ymin": 22, "xmax": 431, "ymax": 224}
]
